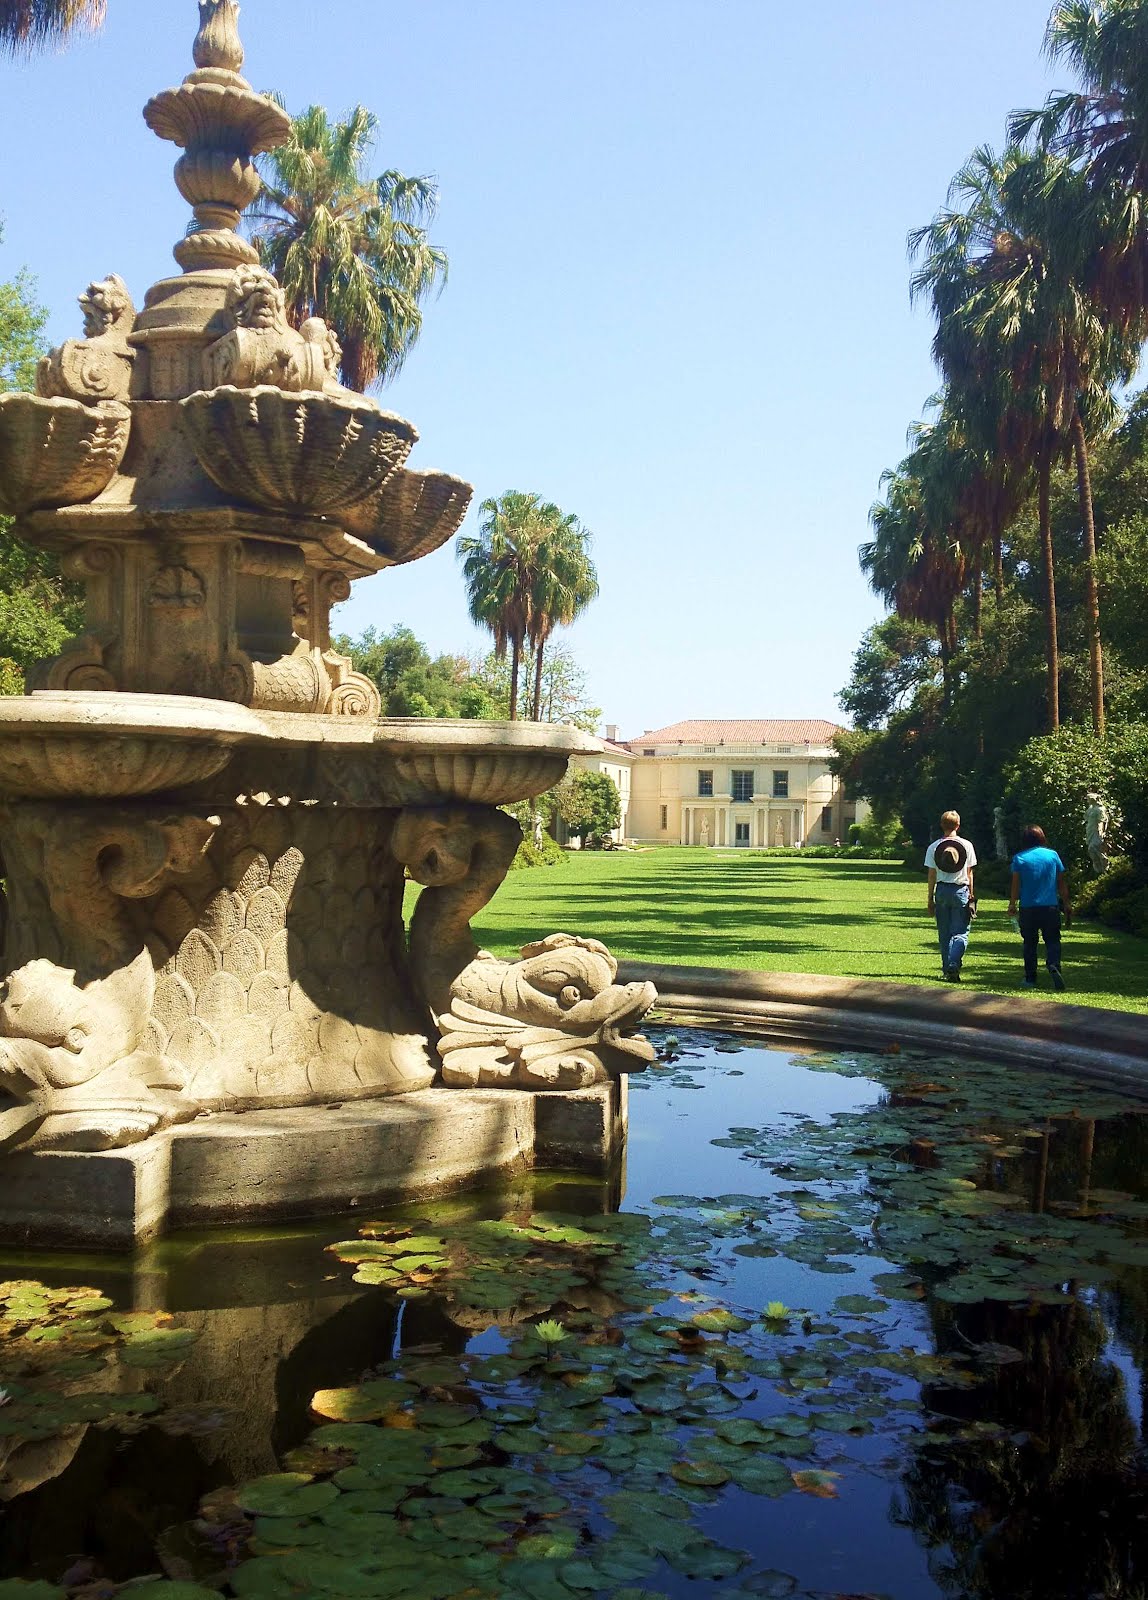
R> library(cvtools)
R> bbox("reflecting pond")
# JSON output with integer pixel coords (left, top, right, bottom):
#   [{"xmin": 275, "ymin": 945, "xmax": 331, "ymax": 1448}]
[{"xmin": 1, "ymin": 1028, "xmax": 1147, "ymax": 1600}]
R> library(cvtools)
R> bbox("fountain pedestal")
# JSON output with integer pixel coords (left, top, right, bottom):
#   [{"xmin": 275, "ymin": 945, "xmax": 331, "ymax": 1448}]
[{"xmin": 0, "ymin": 3, "xmax": 654, "ymax": 1245}]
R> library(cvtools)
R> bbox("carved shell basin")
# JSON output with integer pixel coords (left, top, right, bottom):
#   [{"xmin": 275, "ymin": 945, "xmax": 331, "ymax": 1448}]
[
  {"xmin": 249, "ymin": 715, "xmax": 600, "ymax": 808},
  {"xmin": 180, "ymin": 387, "xmax": 418, "ymax": 516},
  {"xmin": 373, "ymin": 720, "xmax": 594, "ymax": 806},
  {"xmin": 0, "ymin": 692, "xmax": 265, "ymax": 799},
  {"xmin": 342, "ymin": 468, "xmax": 475, "ymax": 567},
  {"xmin": 0, "ymin": 396, "xmax": 131, "ymax": 517}
]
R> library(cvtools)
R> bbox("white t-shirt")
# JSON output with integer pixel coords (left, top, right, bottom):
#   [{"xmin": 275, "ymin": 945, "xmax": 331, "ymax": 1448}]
[{"xmin": 924, "ymin": 833, "xmax": 978, "ymax": 885}]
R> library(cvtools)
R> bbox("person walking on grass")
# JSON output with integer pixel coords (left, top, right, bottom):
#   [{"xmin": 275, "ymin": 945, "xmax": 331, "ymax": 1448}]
[
  {"xmin": 924, "ymin": 810, "xmax": 977, "ymax": 983},
  {"xmin": 1008, "ymin": 824, "xmax": 1072, "ymax": 992}
]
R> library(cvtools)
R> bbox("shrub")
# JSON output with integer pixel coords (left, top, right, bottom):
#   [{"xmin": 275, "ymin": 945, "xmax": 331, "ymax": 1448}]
[
  {"xmin": 510, "ymin": 833, "xmax": 567, "ymax": 871},
  {"xmin": 1107, "ymin": 722, "xmax": 1148, "ymax": 880},
  {"xmin": 1074, "ymin": 859, "xmax": 1138, "ymax": 917},
  {"xmin": 1097, "ymin": 885, "xmax": 1148, "ymax": 937},
  {"xmin": 1002, "ymin": 726, "xmax": 1113, "ymax": 876}
]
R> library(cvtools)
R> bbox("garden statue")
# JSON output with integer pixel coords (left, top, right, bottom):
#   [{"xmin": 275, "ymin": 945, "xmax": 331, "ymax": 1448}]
[
  {"xmin": 0, "ymin": 2, "xmax": 653, "ymax": 1239},
  {"xmin": 1085, "ymin": 793, "xmax": 1110, "ymax": 875},
  {"xmin": 700, "ymin": 819, "xmax": 710, "ymax": 847},
  {"xmin": 993, "ymin": 805, "xmax": 1008, "ymax": 861}
]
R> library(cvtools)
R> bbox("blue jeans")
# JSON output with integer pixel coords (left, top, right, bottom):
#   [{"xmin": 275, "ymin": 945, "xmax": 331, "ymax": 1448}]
[{"xmin": 934, "ymin": 883, "xmax": 971, "ymax": 972}]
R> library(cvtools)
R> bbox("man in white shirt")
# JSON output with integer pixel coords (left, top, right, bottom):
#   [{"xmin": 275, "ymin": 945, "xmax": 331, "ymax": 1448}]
[{"xmin": 923, "ymin": 809, "xmax": 978, "ymax": 983}]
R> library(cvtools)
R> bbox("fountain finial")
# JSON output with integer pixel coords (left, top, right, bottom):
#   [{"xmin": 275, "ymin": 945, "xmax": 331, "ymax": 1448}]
[{"xmin": 193, "ymin": 0, "xmax": 244, "ymax": 74}]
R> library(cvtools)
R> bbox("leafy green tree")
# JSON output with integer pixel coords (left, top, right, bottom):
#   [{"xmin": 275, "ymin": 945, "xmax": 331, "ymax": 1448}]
[
  {"xmin": 0, "ymin": 243, "xmax": 83, "ymax": 692},
  {"xmin": 0, "ymin": 0, "xmax": 103, "ymax": 51},
  {"xmin": 532, "ymin": 643, "xmax": 601, "ymax": 733},
  {"xmin": 556, "ymin": 771, "xmax": 621, "ymax": 847},
  {"xmin": 334, "ymin": 625, "xmax": 496, "ymax": 719},
  {"xmin": 250, "ymin": 104, "xmax": 447, "ymax": 392}
]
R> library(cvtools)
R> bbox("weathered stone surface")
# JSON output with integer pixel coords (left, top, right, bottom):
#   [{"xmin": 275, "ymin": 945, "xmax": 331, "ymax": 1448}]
[
  {"xmin": 0, "ymin": 1084, "xmax": 624, "ymax": 1246},
  {"xmin": 0, "ymin": 397, "xmax": 130, "ymax": 516}
]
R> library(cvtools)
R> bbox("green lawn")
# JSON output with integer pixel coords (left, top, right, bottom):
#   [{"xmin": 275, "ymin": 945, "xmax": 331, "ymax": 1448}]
[{"xmin": 467, "ymin": 847, "xmax": 1148, "ymax": 1015}]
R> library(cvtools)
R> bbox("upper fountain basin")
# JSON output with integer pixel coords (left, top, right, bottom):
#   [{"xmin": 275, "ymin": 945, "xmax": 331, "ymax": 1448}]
[
  {"xmin": 0, "ymin": 396, "xmax": 131, "ymax": 517},
  {"xmin": 179, "ymin": 387, "xmax": 418, "ymax": 516}
]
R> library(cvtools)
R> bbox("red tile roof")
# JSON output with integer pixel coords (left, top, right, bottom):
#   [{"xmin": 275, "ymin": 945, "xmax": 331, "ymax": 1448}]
[{"xmin": 622, "ymin": 719, "xmax": 841, "ymax": 749}]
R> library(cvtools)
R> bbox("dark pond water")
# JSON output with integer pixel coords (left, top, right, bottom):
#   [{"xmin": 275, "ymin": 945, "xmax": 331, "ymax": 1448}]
[{"xmin": 2, "ymin": 1029, "xmax": 1148, "ymax": 1600}]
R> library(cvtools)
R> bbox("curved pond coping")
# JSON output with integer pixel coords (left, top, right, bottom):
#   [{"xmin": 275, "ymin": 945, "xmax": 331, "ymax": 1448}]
[{"xmin": 616, "ymin": 961, "xmax": 1148, "ymax": 1094}]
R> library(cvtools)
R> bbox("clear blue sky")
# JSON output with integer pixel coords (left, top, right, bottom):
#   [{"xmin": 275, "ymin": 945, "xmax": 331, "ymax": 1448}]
[{"xmin": 0, "ymin": 1, "xmax": 1064, "ymax": 737}]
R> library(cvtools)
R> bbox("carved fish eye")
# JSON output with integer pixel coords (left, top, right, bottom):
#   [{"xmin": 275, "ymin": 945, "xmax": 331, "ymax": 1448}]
[{"xmin": 559, "ymin": 985, "xmax": 582, "ymax": 1008}]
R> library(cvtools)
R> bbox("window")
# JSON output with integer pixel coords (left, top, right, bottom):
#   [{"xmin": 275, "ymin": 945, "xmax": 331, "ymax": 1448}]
[
  {"xmin": 731, "ymin": 769, "xmax": 753, "ymax": 802},
  {"xmin": 660, "ymin": 805, "xmax": 668, "ymax": 831},
  {"xmin": 821, "ymin": 804, "xmax": 833, "ymax": 832},
  {"xmin": 642, "ymin": 748, "xmax": 655, "ymax": 757},
  {"xmin": 703, "ymin": 745, "xmax": 716, "ymax": 754},
  {"xmin": 697, "ymin": 770, "xmax": 714, "ymax": 796},
  {"xmin": 772, "ymin": 770, "xmax": 789, "ymax": 798},
  {"xmin": 735, "ymin": 821, "xmax": 750, "ymax": 845},
  {"xmin": 778, "ymin": 745, "xmax": 792, "ymax": 754}
]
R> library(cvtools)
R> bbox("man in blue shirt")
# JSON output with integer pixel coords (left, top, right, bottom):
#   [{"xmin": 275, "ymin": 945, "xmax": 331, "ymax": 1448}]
[{"xmin": 1008, "ymin": 824, "xmax": 1072, "ymax": 991}]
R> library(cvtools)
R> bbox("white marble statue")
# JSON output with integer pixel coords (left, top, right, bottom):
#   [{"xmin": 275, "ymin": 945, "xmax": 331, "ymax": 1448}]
[
  {"xmin": 993, "ymin": 806, "xmax": 1008, "ymax": 861},
  {"xmin": 1085, "ymin": 793, "xmax": 1110, "ymax": 874}
]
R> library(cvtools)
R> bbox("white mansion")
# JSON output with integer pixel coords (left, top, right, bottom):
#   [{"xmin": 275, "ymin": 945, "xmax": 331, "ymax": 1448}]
[{"xmin": 571, "ymin": 718, "xmax": 862, "ymax": 847}]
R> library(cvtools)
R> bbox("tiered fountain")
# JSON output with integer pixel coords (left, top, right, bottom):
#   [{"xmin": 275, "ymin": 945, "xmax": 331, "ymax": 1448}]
[{"xmin": 0, "ymin": 1, "xmax": 655, "ymax": 1246}]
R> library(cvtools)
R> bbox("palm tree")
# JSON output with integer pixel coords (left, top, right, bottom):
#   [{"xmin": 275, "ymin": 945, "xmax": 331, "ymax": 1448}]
[
  {"xmin": 0, "ymin": 0, "xmax": 103, "ymax": 50},
  {"xmin": 861, "ymin": 455, "xmax": 966, "ymax": 705},
  {"xmin": 458, "ymin": 492, "xmax": 549, "ymax": 721},
  {"xmin": 1013, "ymin": 0, "xmax": 1148, "ymax": 331},
  {"xmin": 526, "ymin": 515, "xmax": 598, "ymax": 720},
  {"xmin": 910, "ymin": 144, "xmax": 1132, "ymax": 733},
  {"xmin": 249, "ymin": 104, "xmax": 447, "ymax": 392}
]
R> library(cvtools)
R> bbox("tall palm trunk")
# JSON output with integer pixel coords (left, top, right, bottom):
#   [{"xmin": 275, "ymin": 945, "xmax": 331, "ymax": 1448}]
[
  {"xmin": 1070, "ymin": 407, "xmax": 1105, "ymax": 735},
  {"xmin": 508, "ymin": 636, "xmax": 522, "ymax": 721},
  {"xmin": 531, "ymin": 642, "xmax": 546, "ymax": 722},
  {"xmin": 971, "ymin": 552, "xmax": 983, "ymax": 640},
  {"xmin": 993, "ymin": 527, "xmax": 1004, "ymax": 603},
  {"xmin": 1037, "ymin": 447, "xmax": 1060, "ymax": 732}
]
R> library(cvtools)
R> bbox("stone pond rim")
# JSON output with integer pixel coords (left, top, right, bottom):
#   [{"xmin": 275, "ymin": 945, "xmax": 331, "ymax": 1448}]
[{"xmin": 619, "ymin": 961, "xmax": 1148, "ymax": 1091}]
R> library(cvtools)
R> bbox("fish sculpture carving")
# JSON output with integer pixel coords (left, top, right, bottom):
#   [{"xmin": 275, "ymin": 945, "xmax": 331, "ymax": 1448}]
[{"xmin": 438, "ymin": 933, "xmax": 656, "ymax": 1088}]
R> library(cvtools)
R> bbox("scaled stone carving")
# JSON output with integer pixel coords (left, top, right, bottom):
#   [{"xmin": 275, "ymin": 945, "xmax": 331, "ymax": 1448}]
[
  {"xmin": 393, "ymin": 806, "xmax": 655, "ymax": 1089},
  {"xmin": 36, "ymin": 275, "xmax": 136, "ymax": 405}
]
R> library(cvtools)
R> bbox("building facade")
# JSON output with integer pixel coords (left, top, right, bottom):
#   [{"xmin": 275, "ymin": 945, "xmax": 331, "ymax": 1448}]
[{"xmin": 572, "ymin": 718, "xmax": 860, "ymax": 847}]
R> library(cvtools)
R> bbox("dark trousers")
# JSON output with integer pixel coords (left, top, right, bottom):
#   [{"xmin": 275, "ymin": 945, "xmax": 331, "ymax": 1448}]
[{"xmin": 1019, "ymin": 905, "xmax": 1062, "ymax": 982}]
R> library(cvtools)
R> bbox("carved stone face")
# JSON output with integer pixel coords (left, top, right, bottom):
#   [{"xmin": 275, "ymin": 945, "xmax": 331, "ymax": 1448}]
[
  {"xmin": 0, "ymin": 962, "xmax": 104, "ymax": 1091},
  {"xmin": 228, "ymin": 267, "xmax": 287, "ymax": 332},
  {"xmin": 78, "ymin": 275, "xmax": 131, "ymax": 338}
]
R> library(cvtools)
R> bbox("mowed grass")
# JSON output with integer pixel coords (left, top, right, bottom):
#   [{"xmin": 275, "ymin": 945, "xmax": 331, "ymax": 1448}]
[{"xmin": 464, "ymin": 847, "xmax": 1148, "ymax": 1016}]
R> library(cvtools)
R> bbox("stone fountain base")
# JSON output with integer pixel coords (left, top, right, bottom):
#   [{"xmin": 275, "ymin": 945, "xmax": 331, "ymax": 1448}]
[{"xmin": 0, "ymin": 1080, "xmax": 627, "ymax": 1248}]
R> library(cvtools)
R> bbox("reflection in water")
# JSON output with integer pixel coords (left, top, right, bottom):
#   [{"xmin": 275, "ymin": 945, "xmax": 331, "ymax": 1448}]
[{"xmin": 0, "ymin": 1034, "xmax": 1145, "ymax": 1599}]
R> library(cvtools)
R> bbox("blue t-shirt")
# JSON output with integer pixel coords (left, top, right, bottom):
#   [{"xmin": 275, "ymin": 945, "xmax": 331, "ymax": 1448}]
[{"xmin": 1010, "ymin": 846, "xmax": 1065, "ymax": 908}]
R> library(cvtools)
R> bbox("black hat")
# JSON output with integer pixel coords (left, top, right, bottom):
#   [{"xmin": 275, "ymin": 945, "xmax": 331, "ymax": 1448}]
[{"xmin": 934, "ymin": 838, "xmax": 967, "ymax": 873}]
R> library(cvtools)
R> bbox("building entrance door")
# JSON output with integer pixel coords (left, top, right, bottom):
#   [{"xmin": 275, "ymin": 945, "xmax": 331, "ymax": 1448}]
[{"xmin": 735, "ymin": 822, "xmax": 750, "ymax": 846}]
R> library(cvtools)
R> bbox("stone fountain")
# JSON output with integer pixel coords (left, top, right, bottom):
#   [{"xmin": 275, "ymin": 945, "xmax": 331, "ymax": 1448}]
[{"xmin": 0, "ymin": 1, "xmax": 655, "ymax": 1246}]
